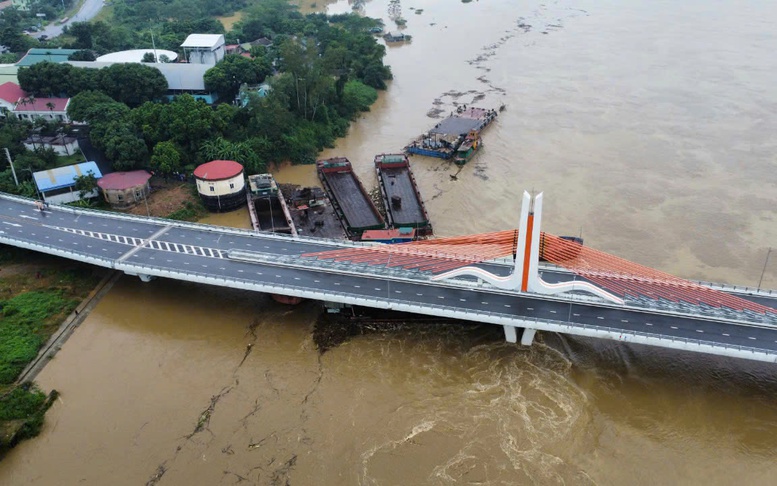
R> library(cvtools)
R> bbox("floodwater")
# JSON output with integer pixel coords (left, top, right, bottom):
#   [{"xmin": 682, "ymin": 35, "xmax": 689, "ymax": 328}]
[{"xmin": 3, "ymin": 0, "xmax": 777, "ymax": 484}]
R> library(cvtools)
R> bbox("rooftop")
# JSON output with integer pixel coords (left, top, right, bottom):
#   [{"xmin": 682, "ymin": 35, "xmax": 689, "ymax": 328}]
[
  {"xmin": 97, "ymin": 170, "xmax": 152, "ymax": 190},
  {"xmin": 181, "ymin": 34, "xmax": 225, "ymax": 49},
  {"xmin": 0, "ymin": 81, "xmax": 25, "ymax": 104},
  {"xmin": 13, "ymin": 96, "xmax": 69, "ymax": 112},
  {"xmin": 33, "ymin": 162, "xmax": 102, "ymax": 192},
  {"xmin": 17, "ymin": 48, "xmax": 80, "ymax": 66},
  {"xmin": 194, "ymin": 160, "xmax": 244, "ymax": 180},
  {"xmin": 68, "ymin": 61, "xmax": 208, "ymax": 91},
  {"xmin": 95, "ymin": 49, "xmax": 179, "ymax": 63}
]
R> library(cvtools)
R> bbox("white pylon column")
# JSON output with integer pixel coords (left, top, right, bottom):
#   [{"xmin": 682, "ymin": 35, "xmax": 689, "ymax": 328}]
[{"xmin": 432, "ymin": 191, "xmax": 623, "ymax": 305}]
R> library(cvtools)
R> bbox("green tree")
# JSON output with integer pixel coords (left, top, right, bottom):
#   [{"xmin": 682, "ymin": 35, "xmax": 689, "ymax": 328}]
[
  {"xmin": 98, "ymin": 63, "xmax": 168, "ymax": 107},
  {"xmin": 66, "ymin": 90, "xmax": 117, "ymax": 123},
  {"xmin": 204, "ymin": 54, "xmax": 269, "ymax": 100},
  {"xmin": 149, "ymin": 141, "xmax": 182, "ymax": 177},
  {"xmin": 200, "ymin": 136, "xmax": 263, "ymax": 173},
  {"xmin": 68, "ymin": 50, "xmax": 96, "ymax": 62},
  {"xmin": 141, "ymin": 52, "xmax": 156, "ymax": 63},
  {"xmin": 73, "ymin": 171, "xmax": 98, "ymax": 199}
]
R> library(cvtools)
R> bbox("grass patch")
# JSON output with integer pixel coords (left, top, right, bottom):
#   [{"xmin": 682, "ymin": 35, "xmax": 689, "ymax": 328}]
[
  {"xmin": 0, "ymin": 248, "xmax": 101, "ymax": 450},
  {"xmin": 55, "ymin": 152, "xmax": 87, "ymax": 167}
]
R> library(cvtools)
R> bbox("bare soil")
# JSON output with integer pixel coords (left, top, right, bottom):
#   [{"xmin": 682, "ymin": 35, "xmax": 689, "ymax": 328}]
[{"xmin": 125, "ymin": 180, "xmax": 200, "ymax": 219}]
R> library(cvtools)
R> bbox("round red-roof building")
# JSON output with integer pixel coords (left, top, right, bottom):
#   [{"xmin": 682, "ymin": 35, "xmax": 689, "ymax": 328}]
[
  {"xmin": 97, "ymin": 170, "xmax": 152, "ymax": 209},
  {"xmin": 194, "ymin": 160, "xmax": 246, "ymax": 211}
]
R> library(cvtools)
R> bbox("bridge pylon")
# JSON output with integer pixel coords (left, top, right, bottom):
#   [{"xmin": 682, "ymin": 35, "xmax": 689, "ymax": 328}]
[{"xmin": 431, "ymin": 191, "xmax": 623, "ymax": 343}]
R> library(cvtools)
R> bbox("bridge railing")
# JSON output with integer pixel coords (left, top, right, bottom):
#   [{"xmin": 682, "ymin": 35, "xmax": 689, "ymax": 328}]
[
  {"xmin": 692, "ymin": 279, "xmax": 776, "ymax": 298},
  {"xmin": 109, "ymin": 261, "xmax": 776, "ymax": 358}
]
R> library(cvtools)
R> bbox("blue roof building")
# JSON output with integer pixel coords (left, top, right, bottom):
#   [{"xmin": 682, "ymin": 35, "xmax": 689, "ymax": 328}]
[{"xmin": 33, "ymin": 161, "xmax": 103, "ymax": 204}]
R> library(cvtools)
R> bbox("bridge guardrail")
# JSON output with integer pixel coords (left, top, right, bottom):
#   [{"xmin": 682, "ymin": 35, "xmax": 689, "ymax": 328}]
[
  {"xmin": 0, "ymin": 192, "xmax": 371, "ymax": 250},
  {"xmin": 112, "ymin": 261, "xmax": 777, "ymax": 358},
  {"xmin": 2, "ymin": 226, "xmax": 774, "ymax": 358},
  {"xmin": 693, "ymin": 279, "xmax": 776, "ymax": 298}
]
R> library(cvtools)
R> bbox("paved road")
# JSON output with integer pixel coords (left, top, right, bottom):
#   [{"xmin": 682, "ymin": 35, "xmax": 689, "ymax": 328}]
[
  {"xmin": 2, "ymin": 195, "xmax": 777, "ymax": 357},
  {"xmin": 36, "ymin": 0, "xmax": 104, "ymax": 39}
]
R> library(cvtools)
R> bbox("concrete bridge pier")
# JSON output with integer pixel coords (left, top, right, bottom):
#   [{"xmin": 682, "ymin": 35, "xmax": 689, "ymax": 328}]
[{"xmin": 503, "ymin": 325, "xmax": 537, "ymax": 345}]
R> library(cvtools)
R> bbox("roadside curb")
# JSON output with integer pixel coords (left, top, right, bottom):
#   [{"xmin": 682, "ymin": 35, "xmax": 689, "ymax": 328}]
[{"xmin": 16, "ymin": 270, "xmax": 122, "ymax": 384}]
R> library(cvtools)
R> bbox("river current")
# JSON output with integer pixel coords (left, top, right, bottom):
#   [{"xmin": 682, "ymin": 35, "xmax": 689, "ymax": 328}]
[{"xmin": 1, "ymin": 0, "xmax": 777, "ymax": 484}]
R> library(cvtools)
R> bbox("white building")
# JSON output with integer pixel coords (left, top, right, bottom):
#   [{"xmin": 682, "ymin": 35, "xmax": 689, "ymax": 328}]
[
  {"xmin": 33, "ymin": 161, "xmax": 102, "ymax": 205},
  {"xmin": 194, "ymin": 159, "xmax": 246, "ymax": 212},
  {"xmin": 23, "ymin": 134, "xmax": 80, "ymax": 156},
  {"xmin": 181, "ymin": 34, "xmax": 226, "ymax": 65}
]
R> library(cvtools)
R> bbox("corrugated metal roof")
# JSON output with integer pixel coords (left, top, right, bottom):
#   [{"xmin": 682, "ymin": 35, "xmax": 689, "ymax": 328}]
[
  {"xmin": 33, "ymin": 162, "xmax": 103, "ymax": 192},
  {"xmin": 181, "ymin": 34, "xmax": 225, "ymax": 49},
  {"xmin": 66, "ymin": 61, "xmax": 208, "ymax": 91},
  {"xmin": 17, "ymin": 48, "xmax": 80, "ymax": 66}
]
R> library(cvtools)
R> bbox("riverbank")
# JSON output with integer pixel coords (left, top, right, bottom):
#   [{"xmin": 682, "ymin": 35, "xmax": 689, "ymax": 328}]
[{"xmin": 0, "ymin": 248, "xmax": 106, "ymax": 453}]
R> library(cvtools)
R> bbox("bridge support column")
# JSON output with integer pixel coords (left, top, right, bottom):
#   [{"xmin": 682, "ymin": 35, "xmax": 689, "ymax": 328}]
[
  {"xmin": 503, "ymin": 325, "xmax": 517, "ymax": 343},
  {"xmin": 520, "ymin": 328, "xmax": 536, "ymax": 346}
]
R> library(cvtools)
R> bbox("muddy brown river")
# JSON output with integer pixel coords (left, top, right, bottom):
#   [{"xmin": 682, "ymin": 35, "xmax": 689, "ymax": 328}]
[{"xmin": 2, "ymin": 0, "xmax": 777, "ymax": 484}]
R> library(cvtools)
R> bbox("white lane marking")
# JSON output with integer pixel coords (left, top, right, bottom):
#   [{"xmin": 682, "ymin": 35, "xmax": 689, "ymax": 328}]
[
  {"xmin": 597, "ymin": 316, "xmax": 604, "ymax": 320},
  {"xmin": 396, "ymin": 290, "xmax": 403, "ymax": 294},
  {"xmin": 504, "ymin": 304, "xmax": 511, "ymax": 308},
  {"xmin": 460, "ymin": 298, "xmax": 466, "ymax": 302},
  {"xmin": 645, "ymin": 323, "xmax": 653, "ymax": 326},
  {"xmin": 696, "ymin": 330, "xmax": 704, "ymax": 333},
  {"xmin": 621, "ymin": 319, "xmax": 628, "ymax": 323},
  {"xmin": 573, "ymin": 313, "xmax": 580, "ymax": 316},
  {"xmin": 2, "ymin": 222, "xmax": 21, "ymax": 227},
  {"xmin": 375, "ymin": 288, "xmax": 381, "ymax": 291},
  {"xmin": 722, "ymin": 333, "xmax": 730, "ymax": 337},
  {"xmin": 749, "ymin": 337, "xmax": 757, "ymax": 340},
  {"xmin": 482, "ymin": 302, "xmax": 488, "ymax": 305},
  {"xmin": 334, "ymin": 282, "xmax": 340, "ymax": 285},
  {"xmin": 527, "ymin": 307, "xmax": 534, "ymax": 311},
  {"xmin": 294, "ymin": 277, "xmax": 300, "ymax": 280},
  {"xmin": 671, "ymin": 326, "xmax": 678, "ymax": 329},
  {"xmin": 354, "ymin": 284, "xmax": 360, "ymax": 288},
  {"xmin": 238, "ymin": 269, "xmax": 244, "ymax": 273},
  {"xmin": 549, "ymin": 310, "xmax": 556, "ymax": 313},
  {"xmin": 314, "ymin": 279, "xmax": 320, "ymax": 283},
  {"xmin": 19, "ymin": 215, "xmax": 38, "ymax": 220}
]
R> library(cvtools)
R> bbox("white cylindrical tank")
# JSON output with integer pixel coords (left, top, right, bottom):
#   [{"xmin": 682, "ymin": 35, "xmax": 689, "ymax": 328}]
[{"xmin": 193, "ymin": 160, "xmax": 246, "ymax": 212}]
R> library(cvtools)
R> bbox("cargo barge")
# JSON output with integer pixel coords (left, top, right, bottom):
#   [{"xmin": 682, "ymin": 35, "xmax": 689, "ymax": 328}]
[
  {"xmin": 405, "ymin": 106, "xmax": 499, "ymax": 165},
  {"xmin": 374, "ymin": 153, "xmax": 432, "ymax": 236},
  {"xmin": 287, "ymin": 185, "xmax": 345, "ymax": 239},
  {"xmin": 317, "ymin": 157, "xmax": 386, "ymax": 240},
  {"xmin": 246, "ymin": 174, "xmax": 296, "ymax": 235}
]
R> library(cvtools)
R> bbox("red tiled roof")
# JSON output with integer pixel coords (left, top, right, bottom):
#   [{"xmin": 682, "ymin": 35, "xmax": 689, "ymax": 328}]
[
  {"xmin": 194, "ymin": 160, "xmax": 244, "ymax": 180},
  {"xmin": 0, "ymin": 82, "xmax": 26, "ymax": 104},
  {"xmin": 13, "ymin": 97, "xmax": 69, "ymax": 112},
  {"xmin": 97, "ymin": 170, "xmax": 152, "ymax": 190}
]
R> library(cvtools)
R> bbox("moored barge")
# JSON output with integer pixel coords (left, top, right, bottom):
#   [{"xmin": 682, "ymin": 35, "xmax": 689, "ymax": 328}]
[
  {"xmin": 317, "ymin": 157, "xmax": 386, "ymax": 240},
  {"xmin": 405, "ymin": 106, "xmax": 498, "ymax": 165},
  {"xmin": 374, "ymin": 153, "xmax": 432, "ymax": 236}
]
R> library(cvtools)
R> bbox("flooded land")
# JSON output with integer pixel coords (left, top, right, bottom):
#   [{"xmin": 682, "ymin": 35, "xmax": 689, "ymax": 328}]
[{"xmin": 2, "ymin": 0, "xmax": 777, "ymax": 484}]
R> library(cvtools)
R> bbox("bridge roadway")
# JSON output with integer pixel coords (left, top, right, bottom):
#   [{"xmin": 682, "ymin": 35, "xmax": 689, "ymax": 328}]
[{"xmin": 1, "ymin": 194, "xmax": 777, "ymax": 363}]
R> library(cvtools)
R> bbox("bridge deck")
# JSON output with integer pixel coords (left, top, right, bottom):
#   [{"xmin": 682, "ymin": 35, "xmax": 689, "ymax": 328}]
[{"xmin": 2, "ymin": 193, "xmax": 777, "ymax": 363}]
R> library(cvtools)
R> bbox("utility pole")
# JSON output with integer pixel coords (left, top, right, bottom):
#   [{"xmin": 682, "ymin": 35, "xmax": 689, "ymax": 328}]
[
  {"xmin": 4, "ymin": 147, "xmax": 18, "ymax": 186},
  {"xmin": 757, "ymin": 247, "xmax": 772, "ymax": 291}
]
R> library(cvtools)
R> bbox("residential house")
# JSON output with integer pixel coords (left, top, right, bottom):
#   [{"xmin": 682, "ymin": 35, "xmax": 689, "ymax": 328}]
[
  {"xmin": 33, "ymin": 161, "xmax": 102, "ymax": 204},
  {"xmin": 13, "ymin": 96, "xmax": 70, "ymax": 122},
  {"xmin": 0, "ymin": 81, "xmax": 26, "ymax": 117},
  {"xmin": 23, "ymin": 134, "xmax": 80, "ymax": 156}
]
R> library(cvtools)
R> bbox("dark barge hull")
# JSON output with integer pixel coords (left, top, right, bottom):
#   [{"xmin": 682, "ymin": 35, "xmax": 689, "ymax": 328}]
[
  {"xmin": 405, "ymin": 106, "xmax": 498, "ymax": 162},
  {"xmin": 317, "ymin": 157, "xmax": 385, "ymax": 239},
  {"xmin": 374, "ymin": 154, "xmax": 432, "ymax": 236},
  {"xmin": 199, "ymin": 189, "xmax": 246, "ymax": 212}
]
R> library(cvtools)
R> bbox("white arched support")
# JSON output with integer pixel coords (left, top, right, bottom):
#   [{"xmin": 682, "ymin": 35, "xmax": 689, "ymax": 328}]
[{"xmin": 432, "ymin": 191, "xmax": 624, "ymax": 305}]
